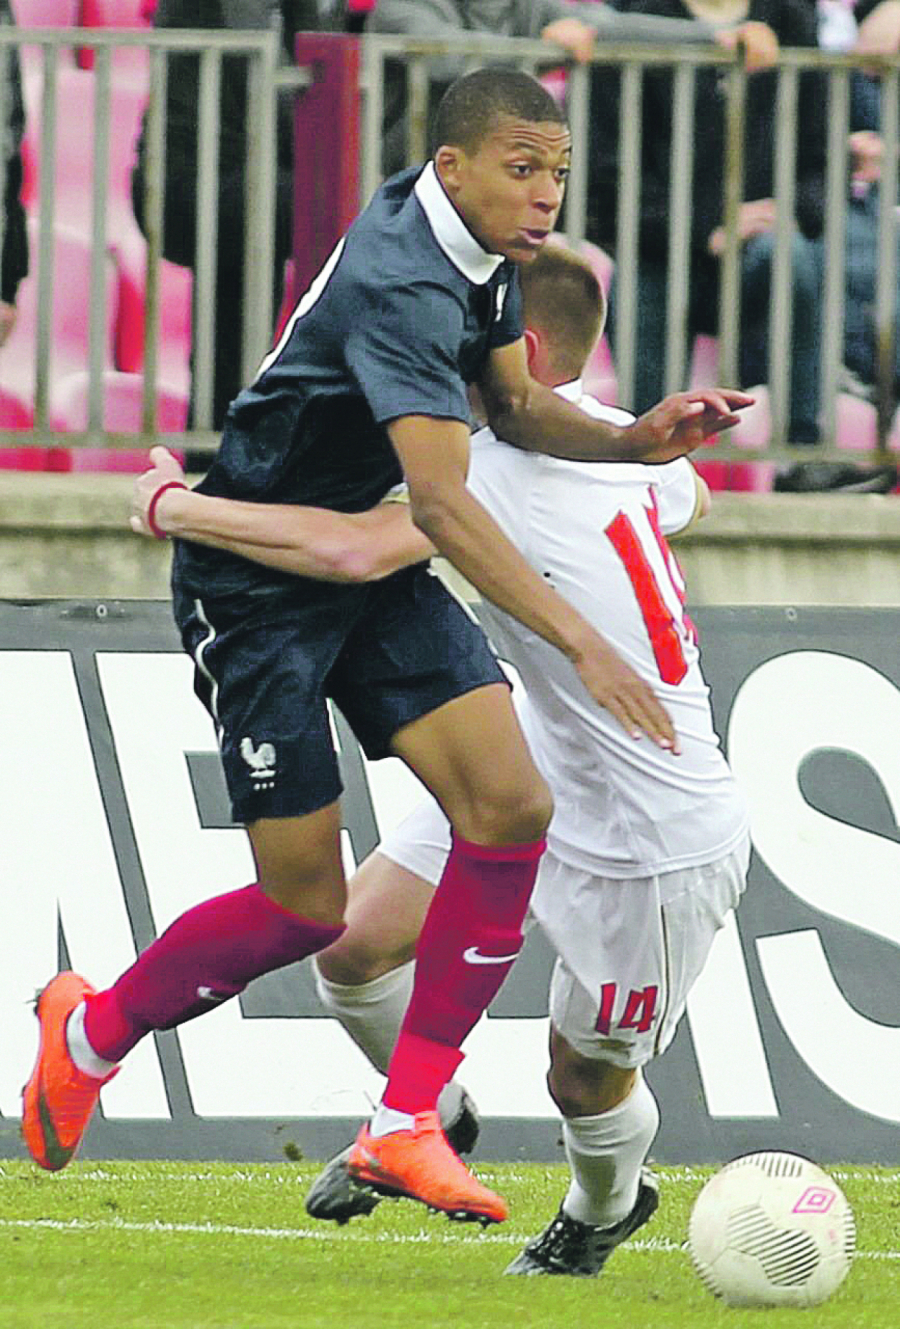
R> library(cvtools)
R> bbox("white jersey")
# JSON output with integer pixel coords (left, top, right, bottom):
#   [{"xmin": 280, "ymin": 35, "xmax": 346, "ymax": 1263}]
[{"xmin": 466, "ymin": 380, "xmax": 749, "ymax": 878}]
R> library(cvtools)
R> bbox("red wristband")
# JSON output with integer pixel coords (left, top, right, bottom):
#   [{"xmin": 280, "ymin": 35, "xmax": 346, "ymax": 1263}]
[{"xmin": 146, "ymin": 480, "xmax": 188, "ymax": 540}]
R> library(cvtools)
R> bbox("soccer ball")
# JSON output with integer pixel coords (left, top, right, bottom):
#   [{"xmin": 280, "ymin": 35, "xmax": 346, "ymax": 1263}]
[{"xmin": 688, "ymin": 1151, "xmax": 855, "ymax": 1308}]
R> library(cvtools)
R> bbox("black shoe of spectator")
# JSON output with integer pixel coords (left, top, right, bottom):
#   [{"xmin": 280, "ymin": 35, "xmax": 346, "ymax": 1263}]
[{"xmin": 773, "ymin": 461, "xmax": 898, "ymax": 494}]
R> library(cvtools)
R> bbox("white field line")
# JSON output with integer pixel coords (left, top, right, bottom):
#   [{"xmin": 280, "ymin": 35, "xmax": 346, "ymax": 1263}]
[
  {"xmin": 0, "ymin": 1217, "xmax": 896, "ymax": 1261},
  {"xmin": 2, "ymin": 1166, "xmax": 897, "ymax": 1187}
]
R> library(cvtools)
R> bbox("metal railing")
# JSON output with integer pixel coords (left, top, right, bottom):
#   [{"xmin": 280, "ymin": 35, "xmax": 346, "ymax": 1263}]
[
  {"xmin": 0, "ymin": 24, "xmax": 304, "ymax": 455},
  {"xmin": 359, "ymin": 34, "xmax": 900, "ymax": 464},
  {"xmin": 3, "ymin": 26, "xmax": 900, "ymax": 466}
]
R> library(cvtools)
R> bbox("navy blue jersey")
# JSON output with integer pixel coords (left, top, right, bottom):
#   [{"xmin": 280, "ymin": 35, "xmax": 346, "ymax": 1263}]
[{"xmin": 175, "ymin": 162, "xmax": 523, "ymax": 598}]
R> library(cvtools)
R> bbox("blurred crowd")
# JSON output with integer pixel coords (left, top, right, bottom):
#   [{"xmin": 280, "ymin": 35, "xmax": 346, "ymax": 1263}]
[{"xmin": 5, "ymin": 0, "xmax": 900, "ymax": 491}]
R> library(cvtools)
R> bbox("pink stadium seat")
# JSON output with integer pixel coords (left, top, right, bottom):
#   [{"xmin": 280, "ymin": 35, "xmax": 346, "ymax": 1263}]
[
  {"xmin": 19, "ymin": 63, "xmax": 190, "ymax": 394},
  {"xmin": 0, "ymin": 387, "xmax": 34, "ymax": 429},
  {"xmin": 52, "ymin": 368, "xmax": 187, "ymax": 456},
  {"xmin": 14, "ymin": 0, "xmax": 80, "ymax": 94},
  {"xmin": 77, "ymin": 0, "xmax": 152, "ymax": 82},
  {"xmin": 21, "ymin": 66, "xmax": 147, "ymax": 245},
  {"xmin": 11, "ymin": 0, "xmax": 80, "ymax": 23},
  {"xmin": 114, "ymin": 248, "xmax": 191, "ymax": 396},
  {"xmin": 80, "ymin": 0, "xmax": 151, "ymax": 24},
  {"xmin": 577, "ymin": 241, "xmax": 616, "ymax": 401},
  {"xmin": 0, "ymin": 220, "xmax": 118, "ymax": 437},
  {"xmin": 832, "ymin": 390, "xmax": 900, "ymax": 454},
  {"xmin": 0, "ymin": 446, "xmax": 72, "ymax": 470},
  {"xmin": 687, "ymin": 333, "xmax": 718, "ymax": 388}
]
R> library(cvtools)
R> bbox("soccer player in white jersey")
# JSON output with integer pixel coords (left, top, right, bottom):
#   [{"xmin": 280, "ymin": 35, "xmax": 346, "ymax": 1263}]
[{"xmin": 134, "ymin": 245, "xmax": 750, "ymax": 1273}]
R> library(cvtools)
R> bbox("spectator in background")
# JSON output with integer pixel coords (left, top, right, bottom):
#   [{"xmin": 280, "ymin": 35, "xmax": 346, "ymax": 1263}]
[
  {"xmin": 822, "ymin": 0, "xmax": 900, "ymax": 474},
  {"xmin": 588, "ymin": 0, "xmax": 890, "ymax": 492},
  {"xmin": 131, "ymin": 2, "xmax": 317, "ymax": 450},
  {"xmin": 362, "ymin": 0, "xmax": 781, "ymax": 177},
  {"xmin": 0, "ymin": 0, "xmax": 27, "ymax": 347}
]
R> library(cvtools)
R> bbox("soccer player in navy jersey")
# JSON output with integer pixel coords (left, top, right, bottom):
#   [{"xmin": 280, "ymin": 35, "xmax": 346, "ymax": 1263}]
[
  {"xmin": 24, "ymin": 68, "xmax": 748, "ymax": 1223},
  {"xmin": 130, "ymin": 247, "xmax": 750, "ymax": 1268}
]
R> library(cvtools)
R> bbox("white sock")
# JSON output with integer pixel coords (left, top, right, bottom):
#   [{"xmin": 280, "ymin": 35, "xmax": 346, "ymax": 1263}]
[
  {"xmin": 314, "ymin": 958, "xmax": 413, "ymax": 1075},
  {"xmin": 369, "ymin": 1105, "xmax": 416, "ymax": 1137},
  {"xmin": 561, "ymin": 1073, "xmax": 660, "ymax": 1229},
  {"xmin": 66, "ymin": 1001, "xmax": 118, "ymax": 1080},
  {"xmin": 314, "ymin": 958, "xmax": 467, "ymax": 1132}
]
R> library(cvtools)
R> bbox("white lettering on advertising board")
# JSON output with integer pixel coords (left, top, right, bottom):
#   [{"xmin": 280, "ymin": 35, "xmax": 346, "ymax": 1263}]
[
  {"xmin": 3, "ymin": 645, "xmax": 898, "ymax": 1127},
  {"xmin": 0, "ymin": 652, "xmax": 168, "ymax": 1120},
  {"xmin": 727, "ymin": 650, "xmax": 900, "ymax": 1123}
]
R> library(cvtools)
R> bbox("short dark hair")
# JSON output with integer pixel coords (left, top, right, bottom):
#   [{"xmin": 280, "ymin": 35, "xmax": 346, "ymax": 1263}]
[
  {"xmin": 431, "ymin": 68, "xmax": 567, "ymax": 155},
  {"xmin": 519, "ymin": 245, "xmax": 606, "ymax": 380}
]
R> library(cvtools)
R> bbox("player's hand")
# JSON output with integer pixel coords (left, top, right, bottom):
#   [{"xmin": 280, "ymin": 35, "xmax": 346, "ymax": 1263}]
[
  {"xmin": 131, "ymin": 446, "xmax": 187, "ymax": 537},
  {"xmin": 576, "ymin": 633, "xmax": 680, "ymax": 753},
  {"xmin": 628, "ymin": 389, "xmax": 754, "ymax": 463}
]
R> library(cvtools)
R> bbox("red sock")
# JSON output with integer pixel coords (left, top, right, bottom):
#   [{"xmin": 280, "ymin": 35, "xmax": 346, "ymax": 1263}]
[
  {"xmin": 383, "ymin": 833, "xmax": 544, "ymax": 1115},
  {"xmin": 84, "ymin": 883, "xmax": 343, "ymax": 1062}
]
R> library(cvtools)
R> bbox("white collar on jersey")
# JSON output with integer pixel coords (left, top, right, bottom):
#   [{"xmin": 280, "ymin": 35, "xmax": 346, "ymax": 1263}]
[
  {"xmin": 554, "ymin": 378, "xmax": 583, "ymax": 403},
  {"xmin": 414, "ymin": 162, "xmax": 506, "ymax": 286}
]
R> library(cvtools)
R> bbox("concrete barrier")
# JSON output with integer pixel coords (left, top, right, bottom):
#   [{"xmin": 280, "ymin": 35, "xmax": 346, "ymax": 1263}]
[{"xmin": 1, "ymin": 473, "xmax": 899, "ymax": 604}]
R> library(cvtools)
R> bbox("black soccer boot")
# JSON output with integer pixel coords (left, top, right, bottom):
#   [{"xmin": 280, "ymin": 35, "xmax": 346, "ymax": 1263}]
[{"xmin": 504, "ymin": 1169, "xmax": 659, "ymax": 1276}]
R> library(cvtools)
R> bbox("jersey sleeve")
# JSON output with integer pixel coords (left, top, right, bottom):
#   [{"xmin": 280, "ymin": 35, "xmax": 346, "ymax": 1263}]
[
  {"xmin": 488, "ymin": 268, "xmax": 524, "ymax": 350},
  {"xmin": 344, "ymin": 277, "xmax": 472, "ymax": 425},
  {"xmin": 652, "ymin": 458, "xmax": 700, "ymax": 535}
]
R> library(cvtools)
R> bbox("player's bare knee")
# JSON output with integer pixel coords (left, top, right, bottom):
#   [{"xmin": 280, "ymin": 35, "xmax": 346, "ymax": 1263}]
[
  {"xmin": 548, "ymin": 1027, "xmax": 637, "ymax": 1116},
  {"xmin": 315, "ymin": 934, "xmax": 408, "ymax": 986},
  {"xmin": 509, "ymin": 778, "xmax": 554, "ymax": 841},
  {"xmin": 259, "ymin": 877, "xmax": 347, "ymax": 927},
  {"xmin": 548, "ymin": 1060, "xmax": 635, "ymax": 1118},
  {"xmin": 462, "ymin": 775, "xmax": 553, "ymax": 845},
  {"xmin": 250, "ymin": 814, "xmax": 347, "ymax": 923},
  {"xmin": 255, "ymin": 847, "xmax": 347, "ymax": 923}
]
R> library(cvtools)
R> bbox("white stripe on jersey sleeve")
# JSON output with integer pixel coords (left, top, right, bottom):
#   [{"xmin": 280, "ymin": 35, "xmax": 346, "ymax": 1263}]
[{"xmin": 252, "ymin": 237, "xmax": 347, "ymax": 383}]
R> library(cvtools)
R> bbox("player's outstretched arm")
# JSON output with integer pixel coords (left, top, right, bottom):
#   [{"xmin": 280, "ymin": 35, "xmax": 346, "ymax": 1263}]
[
  {"xmin": 389, "ymin": 415, "xmax": 679, "ymax": 752},
  {"xmin": 131, "ymin": 447, "xmax": 434, "ymax": 581},
  {"xmin": 481, "ymin": 338, "xmax": 753, "ymax": 464}
]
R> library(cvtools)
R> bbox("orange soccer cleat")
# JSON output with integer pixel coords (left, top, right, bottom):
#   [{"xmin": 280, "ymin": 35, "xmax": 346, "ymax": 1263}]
[
  {"xmin": 21, "ymin": 972, "xmax": 118, "ymax": 1172},
  {"xmin": 347, "ymin": 1110, "xmax": 508, "ymax": 1226}
]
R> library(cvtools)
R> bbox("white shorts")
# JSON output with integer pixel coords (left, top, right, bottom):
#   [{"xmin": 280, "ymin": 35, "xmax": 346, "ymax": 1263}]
[
  {"xmin": 540, "ymin": 840, "xmax": 750, "ymax": 1067},
  {"xmin": 377, "ymin": 797, "xmax": 750, "ymax": 1070}
]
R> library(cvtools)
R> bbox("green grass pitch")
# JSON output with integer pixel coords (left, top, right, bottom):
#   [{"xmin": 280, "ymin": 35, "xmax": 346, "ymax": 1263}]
[{"xmin": 1, "ymin": 1159, "xmax": 896, "ymax": 1328}]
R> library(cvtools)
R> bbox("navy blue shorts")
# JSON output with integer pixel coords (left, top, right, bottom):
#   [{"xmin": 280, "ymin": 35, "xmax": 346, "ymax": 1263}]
[{"xmin": 174, "ymin": 565, "xmax": 505, "ymax": 825}]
